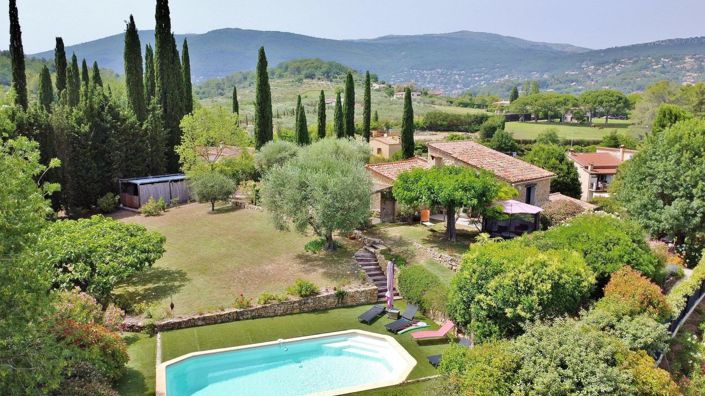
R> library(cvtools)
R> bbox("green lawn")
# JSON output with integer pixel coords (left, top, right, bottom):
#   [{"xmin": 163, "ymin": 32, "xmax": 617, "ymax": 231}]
[
  {"xmin": 117, "ymin": 333, "xmax": 157, "ymax": 396},
  {"xmin": 118, "ymin": 302, "xmax": 450, "ymax": 396},
  {"xmin": 505, "ymin": 120, "xmax": 632, "ymax": 141},
  {"xmin": 113, "ymin": 203, "xmax": 360, "ymax": 318},
  {"xmin": 369, "ymin": 222, "xmax": 477, "ymax": 258},
  {"xmin": 349, "ymin": 378, "xmax": 444, "ymax": 396}
]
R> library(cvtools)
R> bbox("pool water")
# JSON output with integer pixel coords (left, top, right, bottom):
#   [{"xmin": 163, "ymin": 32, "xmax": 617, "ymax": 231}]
[{"xmin": 162, "ymin": 331, "xmax": 416, "ymax": 396}]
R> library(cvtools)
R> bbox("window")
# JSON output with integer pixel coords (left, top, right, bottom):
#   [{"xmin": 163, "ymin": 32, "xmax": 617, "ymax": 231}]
[{"xmin": 377, "ymin": 148, "xmax": 382, "ymax": 155}]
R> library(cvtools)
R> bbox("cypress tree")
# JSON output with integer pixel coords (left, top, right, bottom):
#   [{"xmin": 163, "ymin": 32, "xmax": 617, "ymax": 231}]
[
  {"xmin": 92, "ymin": 61, "xmax": 103, "ymax": 87},
  {"xmin": 317, "ymin": 90, "xmax": 326, "ymax": 139},
  {"xmin": 296, "ymin": 104, "xmax": 309, "ymax": 146},
  {"xmin": 66, "ymin": 54, "xmax": 81, "ymax": 107},
  {"xmin": 343, "ymin": 72, "xmax": 355, "ymax": 137},
  {"xmin": 55, "ymin": 37, "xmax": 67, "ymax": 93},
  {"xmin": 144, "ymin": 44, "xmax": 156, "ymax": 103},
  {"xmin": 232, "ymin": 85, "xmax": 239, "ymax": 114},
  {"xmin": 181, "ymin": 39, "xmax": 193, "ymax": 114},
  {"xmin": 373, "ymin": 110, "xmax": 379, "ymax": 123},
  {"xmin": 81, "ymin": 59, "xmax": 90, "ymax": 87},
  {"xmin": 38, "ymin": 65, "xmax": 53, "ymax": 111},
  {"xmin": 401, "ymin": 87, "xmax": 415, "ymax": 159},
  {"xmin": 334, "ymin": 92, "xmax": 344, "ymax": 138},
  {"xmin": 254, "ymin": 46, "xmax": 273, "ymax": 149},
  {"xmin": 294, "ymin": 95, "xmax": 302, "ymax": 135},
  {"xmin": 9, "ymin": 0, "xmax": 27, "ymax": 109},
  {"xmin": 510, "ymin": 86, "xmax": 519, "ymax": 102},
  {"xmin": 124, "ymin": 15, "xmax": 147, "ymax": 121},
  {"xmin": 362, "ymin": 71, "xmax": 372, "ymax": 141}
]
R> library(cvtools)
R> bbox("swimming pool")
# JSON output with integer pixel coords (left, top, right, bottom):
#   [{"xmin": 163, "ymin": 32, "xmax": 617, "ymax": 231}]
[{"xmin": 156, "ymin": 330, "xmax": 416, "ymax": 396}]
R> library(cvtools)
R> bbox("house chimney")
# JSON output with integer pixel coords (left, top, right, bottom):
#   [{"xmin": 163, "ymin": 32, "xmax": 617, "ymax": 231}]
[{"xmin": 619, "ymin": 145, "xmax": 625, "ymax": 162}]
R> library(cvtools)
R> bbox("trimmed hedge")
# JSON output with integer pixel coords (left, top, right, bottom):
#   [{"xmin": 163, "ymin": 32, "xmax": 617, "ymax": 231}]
[
  {"xmin": 420, "ymin": 111, "xmax": 489, "ymax": 132},
  {"xmin": 667, "ymin": 254, "xmax": 705, "ymax": 316},
  {"xmin": 398, "ymin": 265, "xmax": 447, "ymax": 314}
]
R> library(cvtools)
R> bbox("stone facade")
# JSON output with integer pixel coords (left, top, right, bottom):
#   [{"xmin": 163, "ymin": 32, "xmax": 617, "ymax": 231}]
[{"xmin": 123, "ymin": 285, "xmax": 378, "ymax": 333}]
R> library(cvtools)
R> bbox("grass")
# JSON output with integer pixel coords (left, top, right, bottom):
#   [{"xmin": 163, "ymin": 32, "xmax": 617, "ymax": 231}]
[
  {"xmin": 505, "ymin": 119, "xmax": 632, "ymax": 141},
  {"xmin": 113, "ymin": 203, "xmax": 360, "ymax": 318},
  {"xmin": 117, "ymin": 333, "xmax": 157, "ymax": 396},
  {"xmin": 370, "ymin": 222, "xmax": 477, "ymax": 258},
  {"xmin": 349, "ymin": 378, "xmax": 445, "ymax": 396}
]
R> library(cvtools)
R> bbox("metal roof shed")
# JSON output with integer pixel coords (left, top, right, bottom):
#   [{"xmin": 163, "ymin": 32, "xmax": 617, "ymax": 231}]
[{"xmin": 118, "ymin": 174, "xmax": 190, "ymax": 209}]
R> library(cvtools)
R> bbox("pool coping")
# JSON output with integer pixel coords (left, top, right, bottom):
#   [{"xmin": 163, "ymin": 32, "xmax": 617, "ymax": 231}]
[{"xmin": 155, "ymin": 329, "xmax": 417, "ymax": 396}]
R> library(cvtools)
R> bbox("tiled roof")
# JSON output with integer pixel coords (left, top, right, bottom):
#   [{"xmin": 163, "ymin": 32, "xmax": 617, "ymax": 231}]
[
  {"xmin": 568, "ymin": 152, "xmax": 622, "ymax": 174},
  {"xmin": 366, "ymin": 157, "xmax": 431, "ymax": 183},
  {"xmin": 428, "ymin": 141, "xmax": 555, "ymax": 183},
  {"xmin": 372, "ymin": 136, "xmax": 401, "ymax": 145},
  {"xmin": 596, "ymin": 146, "xmax": 638, "ymax": 154}
]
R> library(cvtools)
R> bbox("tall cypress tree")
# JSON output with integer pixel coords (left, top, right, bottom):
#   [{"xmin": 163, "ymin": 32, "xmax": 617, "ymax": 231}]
[
  {"xmin": 296, "ymin": 104, "xmax": 309, "ymax": 146},
  {"xmin": 92, "ymin": 61, "xmax": 103, "ymax": 87},
  {"xmin": 66, "ymin": 54, "xmax": 81, "ymax": 107},
  {"xmin": 317, "ymin": 90, "xmax": 326, "ymax": 139},
  {"xmin": 373, "ymin": 110, "xmax": 379, "ymax": 123},
  {"xmin": 343, "ymin": 72, "xmax": 355, "ymax": 137},
  {"xmin": 401, "ymin": 87, "xmax": 415, "ymax": 159},
  {"xmin": 232, "ymin": 86, "xmax": 239, "ymax": 114},
  {"xmin": 55, "ymin": 37, "xmax": 67, "ymax": 93},
  {"xmin": 144, "ymin": 44, "xmax": 156, "ymax": 103},
  {"xmin": 294, "ymin": 95, "xmax": 302, "ymax": 135},
  {"xmin": 124, "ymin": 15, "xmax": 147, "ymax": 121},
  {"xmin": 334, "ymin": 92, "xmax": 344, "ymax": 138},
  {"xmin": 81, "ymin": 59, "xmax": 90, "ymax": 87},
  {"xmin": 254, "ymin": 46, "xmax": 273, "ymax": 149},
  {"xmin": 38, "ymin": 65, "xmax": 53, "ymax": 111},
  {"xmin": 362, "ymin": 71, "xmax": 372, "ymax": 141},
  {"xmin": 9, "ymin": 0, "xmax": 27, "ymax": 109},
  {"xmin": 509, "ymin": 86, "xmax": 519, "ymax": 102},
  {"xmin": 181, "ymin": 39, "xmax": 193, "ymax": 114}
]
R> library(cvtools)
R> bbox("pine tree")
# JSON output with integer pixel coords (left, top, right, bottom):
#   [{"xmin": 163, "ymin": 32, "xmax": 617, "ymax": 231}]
[
  {"xmin": 232, "ymin": 85, "xmax": 239, "ymax": 114},
  {"xmin": 296, "ymin": 103, "xmax": 309, "ymax": 146},
  {"xmin": 334, "ymin": 92, "xmax": 344, "ymax": 138},
  {"xmin": 294, "ymin": 95, "xmax": 302, "ymax": 134},
  {"xmin": 181, "ymin": 39, "xmax": 193, "ymax": 114},
  {"xmin": 38, "ymin": 65, "xmax": 53, "ymax": 111},
  {"xmin": 55, "ymin": 37, "xmax": 67, "ymax": 93},
  {"xmin": 81, "ymin": 59, "xmax": 90, "ymax": 87},
  {"xmin": 317, "ymin": 90, "xmax": 326, "ymax": 139},
  {"xmin": 67, "ymin": 54, "xmax": 81, "ymax": 107},
  {"xmin": 510, "ymin": 86, "xmax": 519, "ymax": 102},
  {"xmin": 124, "ymin": 15, "xmax": 147, "ymax": 121},
  {"xmin": 362, "ymin": 71, "xmax": 372, "ymax": 142},
  {"xmin": 401, "ymin": 87, "xmax": 415, "ymax": 159},
  {"xmin": 254, "ymin": 47, "xmax": 273, "ymax": 149},
  {"xmin": 144, "ymin": 44, "xmax": 156, "ymax": 103},
  {"xmin": 92, "ymin": 61, "xmax": 103, "ymax": 87},
  {"xmin": 9, "ymin": 0, "xmax": 27, "ymax": 109},
  {"xmin": 343, "ymin": 72, "xmax": 355, "ymax": 137}
]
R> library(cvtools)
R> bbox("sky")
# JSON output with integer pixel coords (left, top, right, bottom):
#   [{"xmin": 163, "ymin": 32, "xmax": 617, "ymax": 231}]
[{"xmin": 2, "ymin": 0, "xmax": 705, "ymax": 54}]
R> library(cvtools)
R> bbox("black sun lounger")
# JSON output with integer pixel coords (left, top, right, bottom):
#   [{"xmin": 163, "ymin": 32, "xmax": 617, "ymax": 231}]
[
  {"xmin": 358, "ymin": 305, "xmax": 385, "ymax": 324},
  {"xmin": 427, "ymin": 338, "xmax": 471, "ymax": 367},
  {"xmin": 384, "ymin": 304, "xmax": 418, "ymax": 333}
]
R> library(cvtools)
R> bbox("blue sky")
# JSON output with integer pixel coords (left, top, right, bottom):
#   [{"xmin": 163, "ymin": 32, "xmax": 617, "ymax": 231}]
[{"xmin": 3, "ymin": 0, "xmax": 705, "ymax": 53}]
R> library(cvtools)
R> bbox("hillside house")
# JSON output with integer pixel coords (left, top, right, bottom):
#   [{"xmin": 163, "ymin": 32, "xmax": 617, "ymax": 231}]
[
  {"xmin": 567, "ymin": 145, "xmax": 636, "ymax": 202},
  {"xmin": 366, "ymin": 157, "xmax": 431, "ymax": 222},
  {"xmin": 393, "ymin": 91, "xmax": 421, "ymax": 99},
  {"xmin": 370, "ymin": 136, "xmax": 402, "ymax": 159}
]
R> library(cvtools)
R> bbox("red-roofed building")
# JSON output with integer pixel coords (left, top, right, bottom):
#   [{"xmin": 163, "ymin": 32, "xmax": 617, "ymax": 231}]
[{"xmin": 567, "ymin": 145, "xmax": 636, "ymax": 201}]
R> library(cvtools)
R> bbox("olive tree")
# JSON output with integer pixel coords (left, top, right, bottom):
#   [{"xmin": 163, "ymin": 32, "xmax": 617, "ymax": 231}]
[
  {"xmin": 260, "ymin": 138, "xmax": 372, "ymax": 250},
  {"xmin": 190, "ymin": 171, "xmax": 237, "ymax": 211}
]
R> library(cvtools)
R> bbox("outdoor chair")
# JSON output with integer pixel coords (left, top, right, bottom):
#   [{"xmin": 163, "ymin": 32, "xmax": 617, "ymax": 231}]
[
  {"xmin": 357, "ymin": 305, "xmax": 385, "ymax": 325},
  {"xmin": 384, "ymin": 304, "xmax": 418, "ymax": 333}
]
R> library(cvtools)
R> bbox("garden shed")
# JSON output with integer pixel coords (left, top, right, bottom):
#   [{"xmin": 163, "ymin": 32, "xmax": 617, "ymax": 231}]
[{"xmin": 118, "ymin": 174, "xmax": 190, "ymax": 210}]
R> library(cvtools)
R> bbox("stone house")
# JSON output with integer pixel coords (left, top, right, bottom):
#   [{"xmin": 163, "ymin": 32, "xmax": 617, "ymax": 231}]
[
  {"xmin": 366, "ymin": 157, "xmax": 431, "ymax": 222},
  {"xmin": 567, "ymin": 145, "xmax": 636, "ymax": 202},
  {"xmin": 370, "ymin": 136, "xmax": 402, "ymax": 159}
]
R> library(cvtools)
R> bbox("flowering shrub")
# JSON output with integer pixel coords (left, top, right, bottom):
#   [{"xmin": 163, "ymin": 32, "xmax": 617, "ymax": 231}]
[
  {"xmin": 287, "ymin": 279, "xmax": 320, "ymax": 298},
  {"xmin": 596, "ymin": 266, "xmax": 671, "ymax": 322},
  {"xmin": 102, "ymin": 304, "xmax": 125, "ymax": 331},
  {"xmin": 53, "ymin": 320, "xmax": 128, "ymax": 381},
  {"xmin": 54, "ymin": 288, "xmax": 103, "ymax": 324}
]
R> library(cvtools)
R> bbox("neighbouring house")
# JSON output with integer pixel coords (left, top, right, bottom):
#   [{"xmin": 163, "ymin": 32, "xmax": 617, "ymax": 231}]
[
  {"xmin": 370, "ymin": 136, "xmax": 402, "ymax": 159},
  {"xmin": 393, "ymin": 91, "xmax": 421, "ymax": 99},
  {"xmin": 118, "ymin": 174, "xmax": 190, "ymax": 210},
  {"xmin": 366, "ymin": 157, "xmax": 431, "ymax": 222},
  {"xmin": 567, "ymin": 145, "xmax": 636, "ymax": 202},
  {"xmin": 372, "ymin": 82, "xmax": 387, "ymax": 90},
  {"xmin": 548, "ymin": 192, "xmax": 597, "ymax": 211},
  {"xmin": 202, "ymin": 145, "xmax": 255, "ymax": 162},
  {"xmin": 427, "ymin": 141, "xmax": 555, "ymax": 206}
]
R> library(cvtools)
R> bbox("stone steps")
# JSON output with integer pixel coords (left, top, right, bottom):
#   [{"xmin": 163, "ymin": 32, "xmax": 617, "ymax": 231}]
[{"xmin": 354, "ymin": 248, "xmax": 397, "ymax": 302}]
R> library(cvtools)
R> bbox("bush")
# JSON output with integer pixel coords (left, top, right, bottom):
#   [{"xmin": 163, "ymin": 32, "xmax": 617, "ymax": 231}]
[
  {"xmin": 240, "ymin": 180, "xmax": 260, "ymax": 205},
  {"xmin": 540, "ymin": 199, "xmax": 586, "ymax": 229},
  {"xmin": 590, "ymin": 196, "xmax": 626, "ymax": 215},
  {"xmin": 304, "ymin": 238, "xmax": 326, "ymax": 253},
  {"xmin": 439, "ymin": 341, "xmax": 517, "ymax": 395},
  {"xmin": 381, "ymin": 250, "xmax": 408, "ymax": 267},
  {"xmin": 141, "ymin": 196, "xmax": 166, "ymax": 216},
  {"xmin": 257, "ymin": 292, "xmax": 288, "ymax": 305},
  {"xmin": 667, "ymin": 255, "xmax": 705, "ymax": 316},
  {"xmin": 55, "ymin": 362, "xmax": 118, "ymax": 396},
  {"xmin": 398, "ymin": 265, "xmax": 448, "ymax": 313},
  {"xmin": 53, "ymin": 288, "xmax": 103, "ymax": 324},
  {"xmin": 102, "ymin": 304, "xmax": 125, "ymax": 332},
  {"xmin": 233, "ymin": 293, "xmax": 252, "ymax": 309},
  {"xmin": 478, "ymin": 116, "xmax": 506, "ymax": 140},
  {"xmin": 190, "ymin": 171, "xmax": 236, "ymax": 211},
  {"xmin": 596, "ymin": 266, "xmax": 671, "ymax": 321},
  {"xmin": 53, "ymin": 320, "xmax": 128, "ymax": 381},
  {"xmin": 487, "ymin": 130, "xmax": 518, "ymax": 153},
  {"xmin": 581, "ymin": 309, "xmax": 669, "ymax": 356},
  {"xmin": 96, "ymin": 193, "xmax": 117, "ymax": 214},
  {"xmin": 287, "ymin": 279, "xmax": 320, "ymax": 297}
]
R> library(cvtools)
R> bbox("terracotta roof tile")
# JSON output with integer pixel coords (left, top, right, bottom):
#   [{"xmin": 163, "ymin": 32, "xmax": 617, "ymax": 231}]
[
  {"xmin": 568, "ymin": 152, "xmax": 623, "ymax": 174},
  {"xmin": 428, "ymin": 141, "xmax": 555, "ymax": 183},
  {"xmin": 366, "ymin": 157, "xmax": 431, "ymax": 183}
]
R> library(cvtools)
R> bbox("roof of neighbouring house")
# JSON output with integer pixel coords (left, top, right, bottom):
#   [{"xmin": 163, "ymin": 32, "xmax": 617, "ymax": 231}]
[
  {"xmin": 427, "ymin": 140, "xmax": 555, "ymax": 183},
  {"xmin": 202, "ymin": 145, "xmax": 255, "ymax": 162},
  {"xmin": 549, "ymin": 192, "xmax": 597, "ymax": 211},
  {"xmin": 119, "ymin": 174, "xmax": 186, "ymax": 185},
  {"xmin": 366, "ymin": 157, "xmax": 431, "ymax": 184},
  {"xmin": 595, "ymin": 146, "xmax": 638, "ymax": 154},
  {"xmin": 496, "ymin": 199, "xmax": 543, "ymax": 215},
  {"xmin": 567, "ymin": 152, "xmax": 623, "ymax": 174},
  {"xmin": 371, "ymin": 136, "xmax": 401, "ymax": 146}
]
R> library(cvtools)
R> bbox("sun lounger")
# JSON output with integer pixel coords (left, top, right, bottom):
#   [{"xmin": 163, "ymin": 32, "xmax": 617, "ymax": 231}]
[
  {"xmin": 357, "ymin": 305, "xmax": 385, "ymax": 324},
  {"xmin": 412, "ymin": 320, "xmax": 455, "ymax": 341},
  {"xmin": 427, "ymin": 338, "xmax": 471, "ymax": 367},
  {"xmin": 398, "ymin": 321, "xmax": 429, "ymax": 334},
  {"xmin": 384, "ymin": 304, "xmax": 418, "ymax": 333}
]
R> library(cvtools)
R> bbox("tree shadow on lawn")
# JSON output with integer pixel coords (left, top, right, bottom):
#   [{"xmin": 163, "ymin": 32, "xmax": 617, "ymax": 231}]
[
  {"xmin": 418, "ymin": 227, "xmax": 478, "ymax": 256},
  {"xmin": 115, "ymin": 267, "xmax": 189, "ymax": 307},
  {"xmin": 293, "ymin": 242, "xmax": 362, "ymax": 284},
  {"xmin": 117, "ymin": 367, "xmax": 149, "ymax": 396}
]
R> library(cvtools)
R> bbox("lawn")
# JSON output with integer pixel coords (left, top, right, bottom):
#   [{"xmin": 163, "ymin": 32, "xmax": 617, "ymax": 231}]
[
  {"xmin": 117, "ymin": 333, "xmax": 157, "ymax": 396},
  {"xmin": 369, "ymin": 222, "xmax": 477, "ymax": 258},
  {"xmin": 113, "ymin": 203, "xmax": 360, "ymax": 318},
  {"xmin": 505, "ymin": 120, "xmax": 632, "ymax": 141},
  {"xmin": 117, "ymin": 302, "xmax": 450, "ymax": 396}
]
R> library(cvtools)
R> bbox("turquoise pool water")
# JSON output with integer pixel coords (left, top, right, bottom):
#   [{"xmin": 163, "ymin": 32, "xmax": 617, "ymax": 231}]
[{"xmin": 164, "ymin": 331, "xmax": 414, "ymax": 396}]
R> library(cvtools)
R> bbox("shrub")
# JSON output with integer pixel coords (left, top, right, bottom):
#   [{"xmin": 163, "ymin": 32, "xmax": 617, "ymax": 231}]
[
  {"xmin": 141, "ymin": 196, "xmax": 165, "ymax": 216},
  {"xmin": 254, "ymin": 140, "xmax": 299, "ymax": 174},
  {"xmin": 334, "ymin": 288, "xmax": 348, "ymax": 304},
  {"xmin": 304, "ymin": 238, "xmax": 326, "ymax": 253},
  {"xmin": 102, "ymin": 304, "xmax": 125, "ymax": 332},
  {"xmin": 439, "ymin": 341, "xmax": 517, "ymax": 396},
  {"xmin": 398, "ymin": 265, "xmax": 447, "ymax": 313},
  {"xmin": 667, "ymin": 255, "xmax": 705, "ymax": 316},
  {"xmin": 596, "ymin": 266, "xmax": 671, "ymax": 321},
  {"xmin": 581, "ymin": 309, "xmax": 669, "ymax": 356},
  {"xmin": 257, "ymin": 292, "xmax": 288, "ymax": 305},
  {"xmin": 233, "ymin": 293, "xmax": 252, "ymax": 309},
  {"xmin": 622, "ymin": 350, "xmax": 682, "ymax": 395},
  {"xmin": 448, "ymin": 240, "xmax": 595, "ymax": 340},
  {"xmin": 55, "ymin": 362, "xmax": 118, "ymax": 396},
  {"xmin": 53, "ymin": 288, "xmax": 103, "ymax": 324},
  {"xmin": 53, "ymin": 320, "xmax": 128, "ymax": 381},
  {"xmin": 540, "ymin": 199, "xmax": 586, "ymax": 229},
  {"xmin": 96, "ymin": 193, "xmax": 118, "ymax": 214},
  {"xmin": 478, "ymin": 116, "xmax": 506, "ymax": 140},
  {"xmin": 287, "ymin": 279, "xmax": 319, "ymax": 297},
  {"xmin": 240, "ymin": 180, "xmax": 260, "ymax": 205},
  {"xmin": 590, "ymin": 196, "xmax": 626, "ymax": 215}
]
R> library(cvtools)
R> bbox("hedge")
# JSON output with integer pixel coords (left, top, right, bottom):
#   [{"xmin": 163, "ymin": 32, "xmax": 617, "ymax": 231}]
[
  {"xmin": 420, "ymin": 111, "xmax": 489, "ymax": 132},
  {"xmin": 667, "ymin": 254, "xmax": 705, "ymax": 316},
  {"xmin": 398, "ymin": 265, "xmax": 448, "ymax": 314}
]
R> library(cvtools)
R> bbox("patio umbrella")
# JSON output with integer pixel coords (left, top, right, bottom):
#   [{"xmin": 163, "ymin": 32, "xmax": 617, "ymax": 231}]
[{"xmin": 386, "ymin": 261, "xmax": 395, "ymax": 310}]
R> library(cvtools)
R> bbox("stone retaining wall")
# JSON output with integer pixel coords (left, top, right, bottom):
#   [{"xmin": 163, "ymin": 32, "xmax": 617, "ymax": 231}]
[
  {"xmin": 353, "ymin": 230, "xmax": 460, "ymax": 271},
  {"xmin": 232, "ymin": 201, "xmax": 264, "ymax": 211},
  {"xmin": 123, "ymin": 285, "xmax": 377, "ymax": 333}
]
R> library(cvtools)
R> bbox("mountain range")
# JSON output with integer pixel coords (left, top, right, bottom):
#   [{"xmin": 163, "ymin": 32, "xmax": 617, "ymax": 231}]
[{"xmin": 30, "ymin": 28, "xmax": 705, "ymax": 96}]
